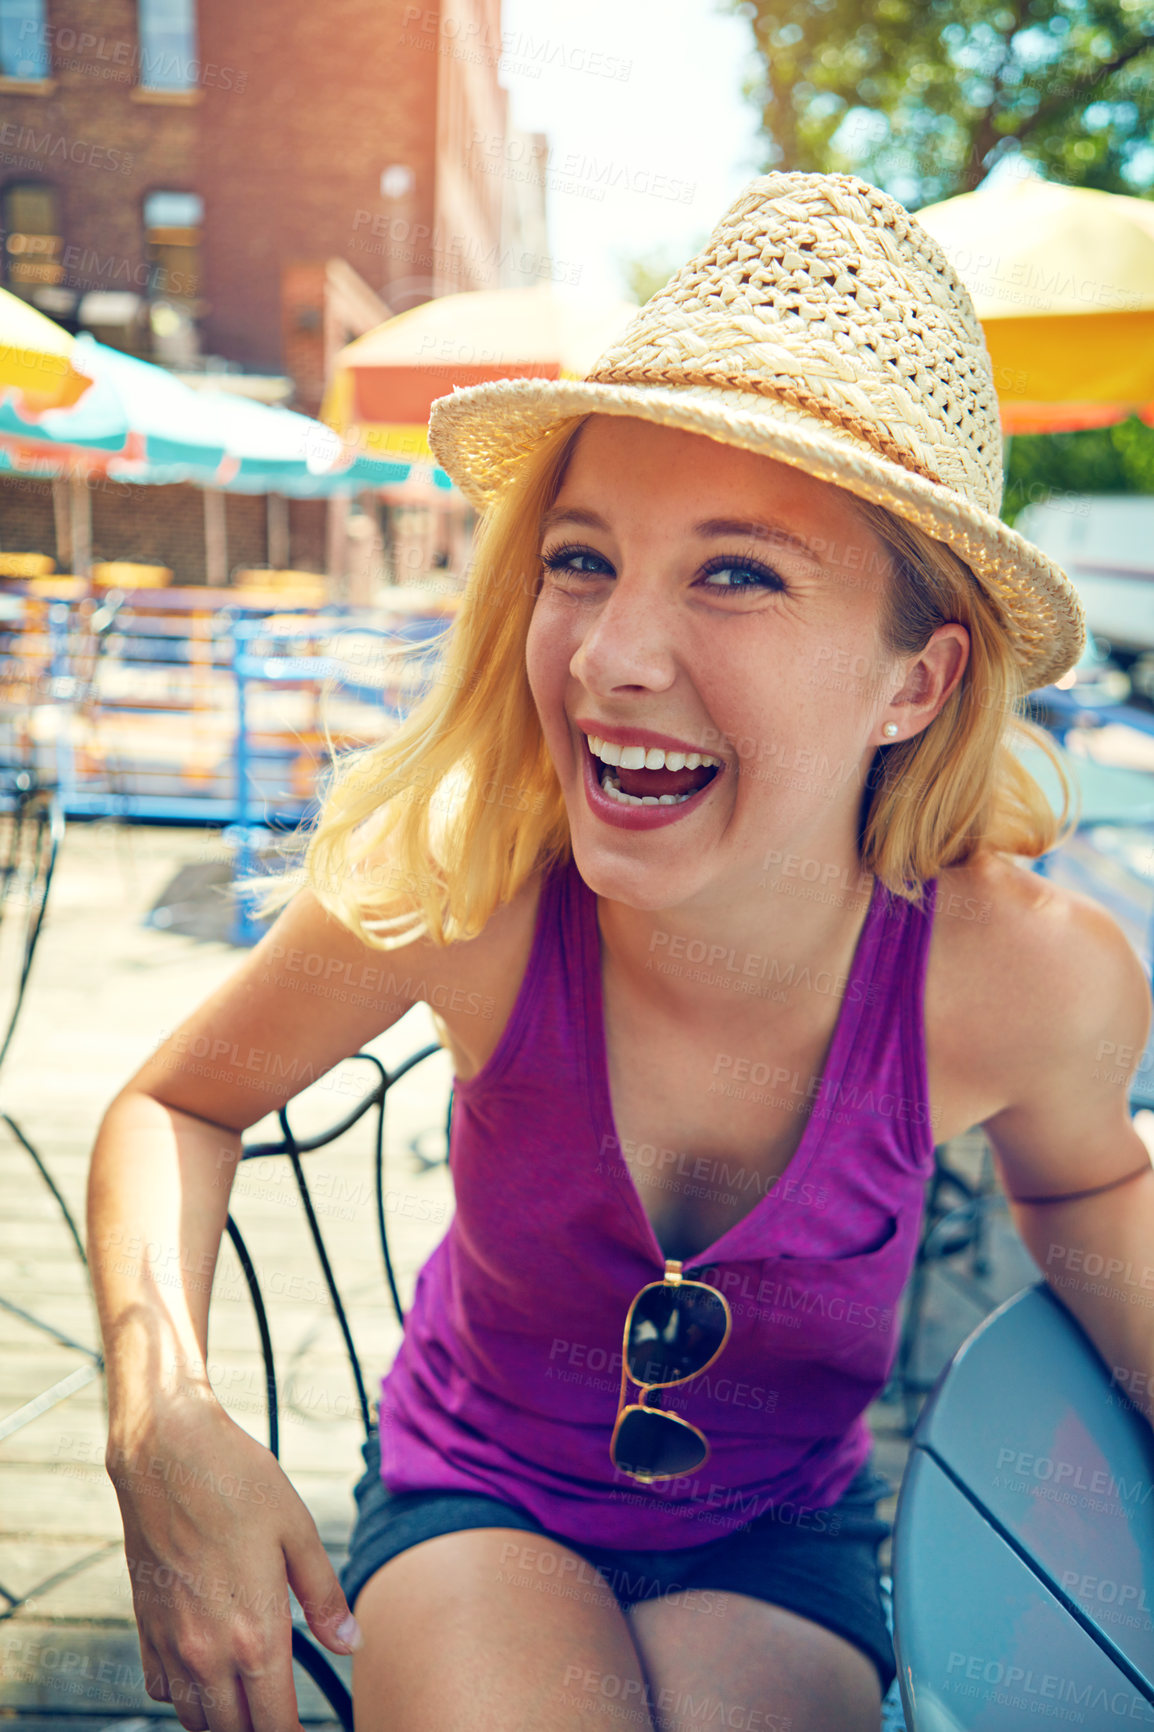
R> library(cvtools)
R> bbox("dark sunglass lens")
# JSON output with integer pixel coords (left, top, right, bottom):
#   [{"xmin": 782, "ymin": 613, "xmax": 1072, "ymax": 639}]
[
  {"xmin": 625, "ymin": 1283, "xmax": 728, "ymax": 1384},
  {"xmin": 614, "ymin": 1408, "xmax": 707, "ymax": 1478}
]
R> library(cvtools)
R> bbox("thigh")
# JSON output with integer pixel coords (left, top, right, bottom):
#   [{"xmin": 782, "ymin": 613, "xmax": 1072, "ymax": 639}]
[
  {"xmin": 352, "ymin": 1527, "xmax": 657, "ymax": 1732},
  {"xmin": 626, "ymin": 1590, "xmax": 883, "ymax": 1732}
]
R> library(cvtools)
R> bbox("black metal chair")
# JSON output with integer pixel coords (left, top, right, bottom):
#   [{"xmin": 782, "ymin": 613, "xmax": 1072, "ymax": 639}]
[
  {"xmin": 883, "ymin": 1138, "xmax": 1009, "ymax": 1436},
  {"xmin": 0, "ymin": 762, "xmax": 102, "ymax": 1456},
  {"xmin": 226, "ymin": 1042, "xmax": 447, "ymax": 1730},
  {"xmin": 0, "ymin": 760, "xmax": 122, "ymax": 1647},
  {"xmin": 0, "ymin": 764, "xmax": 64, "ymax": 1079}
]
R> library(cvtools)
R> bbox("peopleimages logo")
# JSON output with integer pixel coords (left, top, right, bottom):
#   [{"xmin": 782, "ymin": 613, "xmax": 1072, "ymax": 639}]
[
  {"xmin": 943, "ymin": 1650, "xmax": 1154, "ymax": 1722},
  {"xmin": 17, "ymin": 20, "xmax": 247, "ymax": 90},
  {"xmin": 694, "ymin": 1264, "xmax": 893, "ymax": 1332},
  {"xmin": 0, "ymin": 123, "xmax": 132, "ymax": 174},
  {"xmin": 1059, "ymin": 1570, "xmax": 1153, "ymax": 1617},
  {"xmin": 995, "ymin": 1446, "xmax": 1154, "ymax": 1506}
]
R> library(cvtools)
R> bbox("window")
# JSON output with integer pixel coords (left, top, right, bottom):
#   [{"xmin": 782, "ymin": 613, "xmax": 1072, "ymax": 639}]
[
  {"xmin": 0, "ymin": 0, "xmax": 48, "ymax": 79},
  {"xmin": 143, "ymin": 189, "xmax": 202, "ymax": 362},
  {"xmin": 137, "ymin": 0, "xmax": 196, "ymax": 92},
  {"xmin": 2, "ymin": 182, "xmax": 63, "ymax": 299},
  {"xmin": 143, "ymin": 189, "xmax": 203, "ymax": 303}
]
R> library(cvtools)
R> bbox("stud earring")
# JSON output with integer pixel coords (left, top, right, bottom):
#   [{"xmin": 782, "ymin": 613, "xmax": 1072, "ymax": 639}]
[{"xmin": 882, "ymin": 722, "xmax": 899, "ymax": 738}]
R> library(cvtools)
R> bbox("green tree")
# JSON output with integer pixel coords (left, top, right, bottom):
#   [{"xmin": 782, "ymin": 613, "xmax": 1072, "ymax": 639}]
[
  {"xmin": 713, "ymin": 0, "xmax": 1154, "ymax": 516},
  {"xmin": 720, "ymin": 0, "xmax": 1154, "ymax": 205},
  {"xmin": 1003, "ymin": 416, "xmax": 1154, "ymax": 526}
]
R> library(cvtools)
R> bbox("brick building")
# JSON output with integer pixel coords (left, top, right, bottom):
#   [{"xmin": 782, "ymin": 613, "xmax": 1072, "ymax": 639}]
[{"xmin": 0, "ymin": 0, "xmax": 549, "ymax": 579}]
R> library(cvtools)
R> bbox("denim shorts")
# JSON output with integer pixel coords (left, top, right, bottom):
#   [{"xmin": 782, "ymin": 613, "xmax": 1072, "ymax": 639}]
[{"xmin": 340, "ymin": 1429, "xmax": 897, "ymax": 1699}]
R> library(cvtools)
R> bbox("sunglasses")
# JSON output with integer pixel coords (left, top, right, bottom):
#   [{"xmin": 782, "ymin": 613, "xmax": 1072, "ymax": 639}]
[{"xmin": 609, "ymin": 1259, "xmax": 733, "ymax": 1483}]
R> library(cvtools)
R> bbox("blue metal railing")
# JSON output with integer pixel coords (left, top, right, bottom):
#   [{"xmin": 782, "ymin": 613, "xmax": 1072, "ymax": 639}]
[
  {"xmin": 2, "ymin": 593, "xmax": 450, "ymax": 826},
  {"xmin": 223, "ymin": 615, "xmax": 447, "ymax": 945}
]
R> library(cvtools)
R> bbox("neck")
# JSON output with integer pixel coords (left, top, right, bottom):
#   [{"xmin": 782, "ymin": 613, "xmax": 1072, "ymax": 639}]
[{"xmin": 594, "ymin": 851, "xmax": 878, "ymax": 1037}]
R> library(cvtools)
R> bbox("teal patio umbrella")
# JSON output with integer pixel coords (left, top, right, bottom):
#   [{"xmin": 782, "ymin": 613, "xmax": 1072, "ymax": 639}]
[
  {"xmin": 0, "ymin": 334, "xmax": 447, "ymax": 491},
  {"xmin": 0, "ymin": 333, "xmax": 229, "ymax": 468},
  {"xmin": 0, "ymin": 337, "xmax": 456, "ymax": 577}
]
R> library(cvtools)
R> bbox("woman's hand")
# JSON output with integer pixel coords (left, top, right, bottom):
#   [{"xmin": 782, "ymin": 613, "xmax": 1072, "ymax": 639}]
[
  {"xmin": 86, "ymin": 893, "xmax": 443, "ymax": 1728},
  {"xmin": 108, "ymin": 1391, "xmax": 362, "ymax": 1732}
]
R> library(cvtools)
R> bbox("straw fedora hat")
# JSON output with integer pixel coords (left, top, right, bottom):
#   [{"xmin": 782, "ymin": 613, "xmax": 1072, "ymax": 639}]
[{"xmin": 428, "ymin": 171, "xmax": 1086, "ymax": 693}]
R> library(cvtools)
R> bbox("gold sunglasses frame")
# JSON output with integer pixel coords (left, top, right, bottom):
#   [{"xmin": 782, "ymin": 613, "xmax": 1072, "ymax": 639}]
[{"xmin": 609, "ymin": 1259, "xmax": 733, "ymax": 1484}]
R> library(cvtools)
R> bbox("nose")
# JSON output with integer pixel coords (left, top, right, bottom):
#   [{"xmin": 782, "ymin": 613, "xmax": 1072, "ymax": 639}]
[{"xmin": 569, "ymin": 570, "xmax": 678, "ymax": 696}]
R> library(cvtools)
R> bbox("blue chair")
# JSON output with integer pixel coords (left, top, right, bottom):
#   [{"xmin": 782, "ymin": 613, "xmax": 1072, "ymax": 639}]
[{"xmin": 892, "ymin": 1282, "xmax": 1154, "ymax": 1727}]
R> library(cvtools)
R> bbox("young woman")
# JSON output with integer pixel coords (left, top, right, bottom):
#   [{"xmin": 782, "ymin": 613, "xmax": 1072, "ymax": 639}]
[{"xmin": 88, "ymin": 173, "xmax": 1154, "ymax": 1732}]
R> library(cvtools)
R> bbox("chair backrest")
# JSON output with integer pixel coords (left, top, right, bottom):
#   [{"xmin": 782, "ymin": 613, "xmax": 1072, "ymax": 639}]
[
  {"xmin": 0, "ymin": 553, "xmax": 56, "ymax": 579},
  {"xmin": 0, "ymin": 768, "xmax": 64, "ymax": 1085},
  {"xmin": 232, "ymin": 578, "xmax": 329, "ymax": 608},
  {"xmin": 92, "ymin": 562, "xmax": 173, "ymax": 588},
  {"xmin": 230, "ymin": 1040, "xmax": 444, "ymax": 1452},
  {"xmin": 227, "ymin": 1040, "xmax": 446, "ymax": 1728},
  {"xmin": 892, "ymin": 1281, "xmax": 1154, "ymax": 1727}
]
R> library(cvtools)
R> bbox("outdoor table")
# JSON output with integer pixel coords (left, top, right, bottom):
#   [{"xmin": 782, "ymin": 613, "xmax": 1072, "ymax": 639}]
[{"xmin": 894, "ymin": 1283, "xmax": 1154, "ymax": 1726}]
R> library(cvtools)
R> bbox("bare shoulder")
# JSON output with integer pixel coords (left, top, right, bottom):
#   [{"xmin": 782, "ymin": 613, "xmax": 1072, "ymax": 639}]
[
  {"xmin": 418, "ymin": 860, "xmax": 549, "ymax": 1078},
  {"xmin": 928, "ymin": 849, "xmax": 1151, "ymax": 1103}
]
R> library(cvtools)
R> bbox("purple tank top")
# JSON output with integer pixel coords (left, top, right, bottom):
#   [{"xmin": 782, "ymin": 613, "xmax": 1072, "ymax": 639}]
[{"xmin": 378, "ymin": 853, "xmax": 938, "ymax": 1547}]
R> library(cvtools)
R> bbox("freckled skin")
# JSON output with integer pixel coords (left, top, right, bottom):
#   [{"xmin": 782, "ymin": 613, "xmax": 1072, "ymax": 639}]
[{"xmin": 525, "ymin": 414, "xmax": 967, "ymax": 955}]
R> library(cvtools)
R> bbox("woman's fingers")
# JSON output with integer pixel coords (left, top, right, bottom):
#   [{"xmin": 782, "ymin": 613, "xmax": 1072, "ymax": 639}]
[
  {"xmin": 111, "ymin": 1405, "xmax": 316, "ymax": 1732},
  {"xmin": 140, "ymin": 1639, "xmax": 298, "ymax": 1732},
  {"xmin": 153, "ymin": 1632, "xmax": 249, "ymax": 1732},
  {"xmin": 139, "ymin": 1633, "xmax": 171, "ymax": 1705},
  {"xmin": 141, "ymin": 1575, "xmax": 305, "ymax": 1732},
  {"xmin": 234, "ymin": 1633, "xmax": 306, "ymax": 1732},
  {"xmin": 154, "ymin": 1655, "xmax": 211, "ymax": 1732},
  {"xmin": 283, "ymin": 1519, "xmax": 362, "ymax": 1656}
]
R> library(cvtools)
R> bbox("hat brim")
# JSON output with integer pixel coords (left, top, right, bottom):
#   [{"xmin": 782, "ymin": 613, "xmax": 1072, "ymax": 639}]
[{"xmin": 427, "ymin": 376, "xmax": 1086, "ymax": 694}]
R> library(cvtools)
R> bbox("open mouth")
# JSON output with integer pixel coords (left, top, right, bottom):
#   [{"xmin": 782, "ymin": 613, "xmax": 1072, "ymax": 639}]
[{"xmin": 585, "ymin": 734, "xmax": 722, "ymax": 808}]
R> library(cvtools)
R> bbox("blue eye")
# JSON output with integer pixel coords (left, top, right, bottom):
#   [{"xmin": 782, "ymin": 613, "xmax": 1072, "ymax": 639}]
[
  {"xmin": 699, "ymin": 558, "xmax": 786, "ymax": 592},
  {"xmin": 541, "ymin": 543, "xmax": 610, "ymax": 576},
  {"xmin": 538, "ymin": 543, "xmax": 787, "ymax": 593}
]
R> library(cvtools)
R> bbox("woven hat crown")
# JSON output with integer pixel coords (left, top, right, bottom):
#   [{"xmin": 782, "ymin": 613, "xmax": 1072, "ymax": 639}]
[
  {"xmin": 584, "ymin": 171, "xmax": 1005, "ymax": 517},
  {"xmin": 427, "ymin": 169, "xmax": 1086, "ymax": 691}
]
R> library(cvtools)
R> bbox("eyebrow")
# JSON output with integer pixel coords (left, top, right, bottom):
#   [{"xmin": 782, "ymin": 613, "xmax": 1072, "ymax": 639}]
[{"xmin": 538, "ymin": 505, "xmax": 825, "ymax": 567}]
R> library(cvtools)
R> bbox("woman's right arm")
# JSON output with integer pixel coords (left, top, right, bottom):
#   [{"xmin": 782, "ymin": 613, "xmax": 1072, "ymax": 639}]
[{"xmin": 87, "ymin": 883, "xmax": 450, "ymax": 1732}]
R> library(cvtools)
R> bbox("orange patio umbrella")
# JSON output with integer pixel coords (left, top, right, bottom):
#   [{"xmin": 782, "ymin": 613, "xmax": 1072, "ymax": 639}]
[
  {"xmin": 321, "ymin": 283, "xmax": 641, "ymax": 464},
  {"xmin": 914, "ymin": 172, "xmax": 1154, "ymax": 435}
]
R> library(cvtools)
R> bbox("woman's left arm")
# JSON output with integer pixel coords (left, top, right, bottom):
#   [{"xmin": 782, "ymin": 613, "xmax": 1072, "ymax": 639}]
[{"xmin": 980, "ymin": 891, "xmax": 1154, "ymax": 1429}]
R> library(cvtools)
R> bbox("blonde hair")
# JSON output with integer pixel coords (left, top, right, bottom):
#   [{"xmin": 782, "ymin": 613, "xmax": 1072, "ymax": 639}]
[{"xmin": 238, "ymin": 413, "xmax": 1078, "ymax": 947}]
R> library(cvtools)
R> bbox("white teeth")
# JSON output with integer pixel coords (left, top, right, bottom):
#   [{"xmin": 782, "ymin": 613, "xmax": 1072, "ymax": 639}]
[
  {"xmin": 587, "ymin": 734, "xmax": 722, "ymax": 772},
  {"xmin": 599, "ymin": 768, "xmax": 694, "ymax": 807}
]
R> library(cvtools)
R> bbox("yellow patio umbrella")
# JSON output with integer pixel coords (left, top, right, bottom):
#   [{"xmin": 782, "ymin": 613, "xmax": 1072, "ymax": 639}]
[
  {"xmin": 0, "ymin": 285, "xmax": 96, "ymax": 413},
  {"xmin": 321, "ymin": 283, "xmax": 641, "ymax": 463},
  {"xmin": 914, "ymin": 173, "xmax": 1154, "ymax": 434}
]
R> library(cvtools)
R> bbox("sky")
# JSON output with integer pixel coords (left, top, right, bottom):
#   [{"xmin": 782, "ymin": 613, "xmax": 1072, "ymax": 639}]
[{"xmin": 496, "ymin": 0, "xmax": 766, "ymax": 304}]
